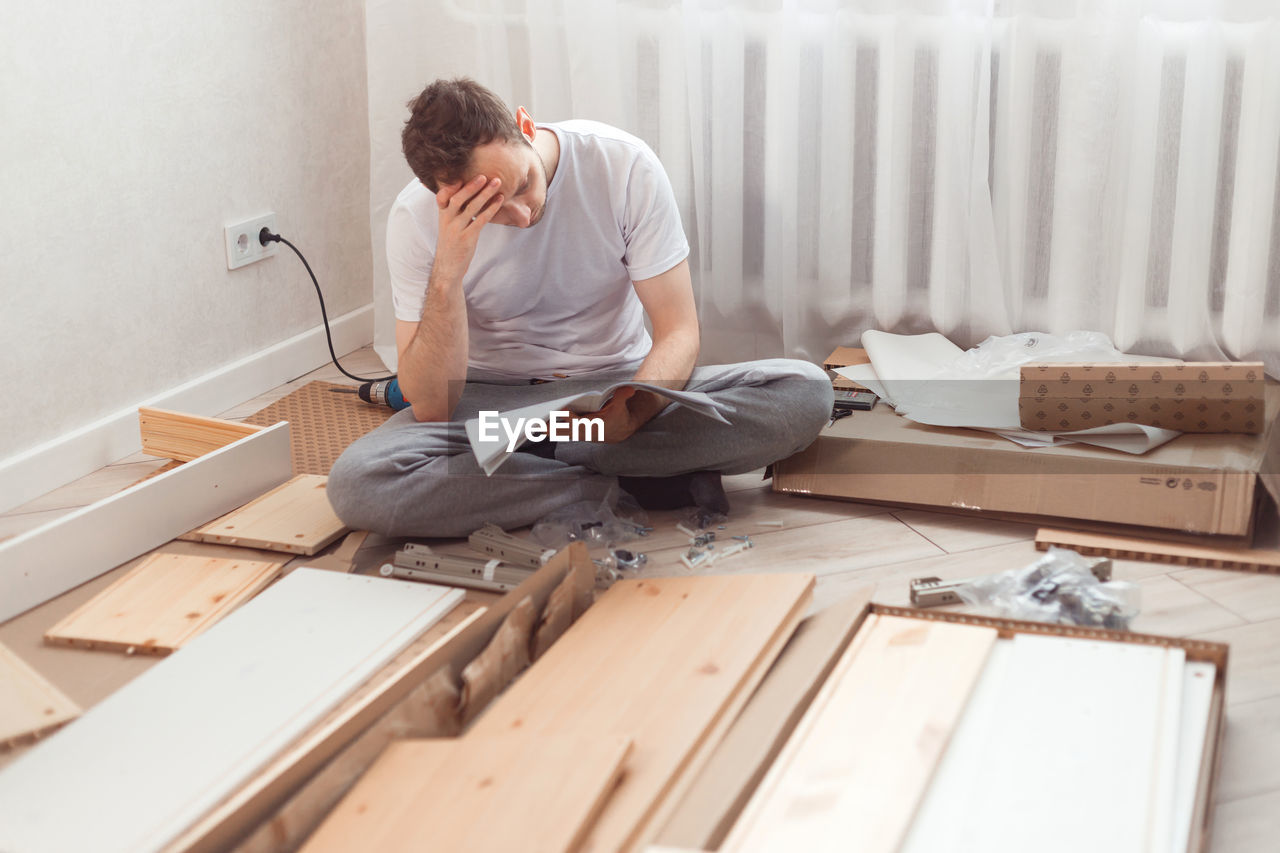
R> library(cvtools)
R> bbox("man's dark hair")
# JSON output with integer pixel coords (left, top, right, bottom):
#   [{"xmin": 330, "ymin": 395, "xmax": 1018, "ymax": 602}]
[{"xmin": 402, "ymin": 78, "xmax": 525, "ymax": 193}]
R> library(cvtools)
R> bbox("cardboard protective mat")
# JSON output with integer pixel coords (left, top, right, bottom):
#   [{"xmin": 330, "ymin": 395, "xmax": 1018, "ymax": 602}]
[{"xmin": 244, "ymin": 381, "xmax": 394, "ymax": 475}]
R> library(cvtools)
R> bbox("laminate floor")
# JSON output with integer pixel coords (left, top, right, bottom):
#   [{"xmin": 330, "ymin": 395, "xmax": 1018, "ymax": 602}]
[{"xmin": 2, "ymin": 346, "xmax": 1277, "ymax": 849}]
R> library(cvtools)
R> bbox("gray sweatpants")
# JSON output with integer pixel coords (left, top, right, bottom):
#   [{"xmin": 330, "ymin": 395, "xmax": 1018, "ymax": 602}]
[{"xmin": 327, "ymin": 358, "xmax": 832, "ymax": 538}]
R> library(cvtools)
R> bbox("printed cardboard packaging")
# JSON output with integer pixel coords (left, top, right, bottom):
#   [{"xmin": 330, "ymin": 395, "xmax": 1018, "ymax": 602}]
[{"xmin": 1018, "ymin": 362, "xmax": 1265, "ymax": 434}]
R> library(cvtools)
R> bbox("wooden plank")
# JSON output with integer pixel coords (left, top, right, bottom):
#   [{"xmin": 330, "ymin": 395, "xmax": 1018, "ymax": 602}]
[
  {"xmin": 301, "ymin": 735, "xmax": 633, "ymax": 852},
  {"xmin": 716, "ymin": 612, "xmax": 885, "ymax": 850},
  {"xmin": 0, "ymin": 570, "xmax": 463, "ymax": 853},
  {"xmin": 43, "ymin": 550, "xmax": 288, "ymax": 655},
  {"xmin": 1036, "ymin": 526, "xmax": 1280, "ymax": 574},
  {"xmin": 138, "ymin": 407, "xmax": 263, "ymax": 463},
  {"xmin": 724, "ymin": 615, "xmax": 997, "ymax": 853},
  {"xmin": 0, "ymin": 642, "xmax": 80, "ymax": 749},
  {"xmin": 168, "ymin": 544, "xmax": 594, "ymax": 853},
  {"xmin": 0, "ymin": 421, "xmax": 292, "ymax": 623},
  {"xmin": 471, "ymin": 573, "xmax": 814, "ymax": 853},
  {"xmin": 181, "ymin": 474, "xmax": 347, "ymax": 556},
  {"xmin": 656, "ymin": 587, "xmax": 875, "ymax": 849},
  {"xmin": 636, "ymin": 592, "xmax": 807, "ymax": 848}
]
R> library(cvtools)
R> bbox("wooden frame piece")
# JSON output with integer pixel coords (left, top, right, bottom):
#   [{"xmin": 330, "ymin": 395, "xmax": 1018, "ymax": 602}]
[
  {"xmin": 139, "ymin": 407, "xmax": 263, "ymax": 463},
  {"xmin": 657, "ymin": 587, "xmax": 875, "ymax": 849},
  {"xmin": 1036, "ymin": 526, "xmax": 1280, "ymax": 574},
  {"xmin": 471, "ymin": 573, "xmax": 815, "ymax": 853},
  {"xmin": 723, "ymin": 616, "xmax": 998, "ymax": 853},
  {"xmin": 181, "ymin": 474, "xmax": 346, "ymax": 556},
  {"xmin": 0, "ymin": 642, "xmax": 80, "ymax": 749},
  {"xmin": 869, "ymin": 605, "xmax": 1229, "ymax": 853},
  {"xmin": 0, "ymin": 421, "xmax": 292, "ymax": 623}
]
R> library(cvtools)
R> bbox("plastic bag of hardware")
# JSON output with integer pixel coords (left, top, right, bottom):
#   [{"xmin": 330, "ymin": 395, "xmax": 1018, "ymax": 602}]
[
  {"xmin": 953, "ymin": 547, "xmax": 1141, "ymax": 630},
  {"xmin": 530, "ymin": 489, "xmax": 650, "ymax": 551},
  {"xmin": 677, "ymin": 505, "xmax": 727, "ymax": 532}
]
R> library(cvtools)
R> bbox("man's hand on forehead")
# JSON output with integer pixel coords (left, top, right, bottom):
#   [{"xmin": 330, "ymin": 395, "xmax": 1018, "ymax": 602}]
[{"xmin": 433, "ymin": 174, "xmax": 503, "ymax": 275}]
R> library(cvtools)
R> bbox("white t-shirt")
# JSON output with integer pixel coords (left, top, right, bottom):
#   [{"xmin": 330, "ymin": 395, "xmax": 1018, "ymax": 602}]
[{"xmin": 387, "ymin": 120, "xmax": 690, "ymax": 378}]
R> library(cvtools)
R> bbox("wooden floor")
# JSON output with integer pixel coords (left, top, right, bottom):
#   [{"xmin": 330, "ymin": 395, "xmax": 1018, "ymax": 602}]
[{"xmin": 2, "ymin": 346, "xmax": 1279, "ymax": 848}]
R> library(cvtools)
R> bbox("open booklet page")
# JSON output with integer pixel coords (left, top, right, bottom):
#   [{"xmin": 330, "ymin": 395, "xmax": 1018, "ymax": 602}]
[{"xmin": 464, "ymin": 382, "xmax": 732, "ymax": 476}]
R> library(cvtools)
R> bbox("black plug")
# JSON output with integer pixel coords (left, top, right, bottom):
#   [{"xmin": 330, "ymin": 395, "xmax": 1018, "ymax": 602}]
[{"xmin": 259, "ymin": 227, "xmax": 282, "ymax": 246}]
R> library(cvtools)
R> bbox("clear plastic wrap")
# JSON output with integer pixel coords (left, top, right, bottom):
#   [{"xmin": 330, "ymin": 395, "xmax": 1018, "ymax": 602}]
[
  {"xmin": 531, "ymin": 491, "xmax": 652, "ymax": 586},
  {"xmin": 953, "ymin": 547, "xmax": 1140, "ymax": 630},
  {"xmin": 530, "ymin": 491, "xmax": 650, "ymax": 551}
]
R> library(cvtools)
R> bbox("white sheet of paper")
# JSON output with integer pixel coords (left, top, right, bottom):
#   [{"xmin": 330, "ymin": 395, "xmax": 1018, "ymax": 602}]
[{"xmin": 834, "ymin": 363, "xmax": 888, "ymax": 399}]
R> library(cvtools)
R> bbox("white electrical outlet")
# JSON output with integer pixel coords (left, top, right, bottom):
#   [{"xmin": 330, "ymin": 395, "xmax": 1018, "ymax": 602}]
[{"xmin": 224, "ymin": 213, "xmax": 279, "ymax": 270}]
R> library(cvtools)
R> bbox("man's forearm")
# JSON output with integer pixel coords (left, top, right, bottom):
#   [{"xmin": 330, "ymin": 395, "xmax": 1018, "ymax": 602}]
[
  {"xmin": 399, "ymin": 174, "xmax": 505, "ymax": 422},
  {"xmin": 628, "ymin": 327, "xmax": 700, "ymax": 421},
  {"xmin": 401, "ymin": 267, "xmax": 468, "ymax": 422}
]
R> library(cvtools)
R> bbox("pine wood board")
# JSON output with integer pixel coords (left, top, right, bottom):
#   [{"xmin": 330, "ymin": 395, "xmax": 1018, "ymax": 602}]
[
  {"xmin": 243, "ymin": 380, "xmax": 394, "ymax": 475},
  {"xmin": 634, "ymin": 588, "xmax": 808, "ymax": 849},
  {"xmin": 724, "ymin": 615, "xmax": 997, "ymax": 853},
  {"xmin": 138, "ymin": 407, "xmax": 263, "ymax": 463},
  {"xmin": 302, "ymin": 734, "xmax": 633, "ymax": 853},
  {"xmin": 0, "ymin": 421, "xmax": 293, "ymax": 623},
  {"xmin": 43, "ymin": 551, "xmax": 289, "ymax": 655},
  {"xmin": 657, "ymin": 587, "xmax": 876, "ymax": 849},
  {"xmin": 0, "ymin": 570, "xmax": 463, "ymax": 853},
  {"xmin": 471, "ymin": 573, "xmax": 814, "ymax": 853},
  {"xmin": 181, "ymin": 474, "xmax": 347, "ymax": 555},
  {"xmin": 0, "ymin": 642, "xmax": 80, "ymax": 750},
  {"xmin": 1036, "ymin": 526, "xmax": 1280, "ymax": 574}
]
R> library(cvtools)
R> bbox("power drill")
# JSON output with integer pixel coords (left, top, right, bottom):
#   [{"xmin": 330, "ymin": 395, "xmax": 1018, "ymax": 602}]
[{"xmin": 357, "ymin": 377, "xmax": 412, "ymax": 411}]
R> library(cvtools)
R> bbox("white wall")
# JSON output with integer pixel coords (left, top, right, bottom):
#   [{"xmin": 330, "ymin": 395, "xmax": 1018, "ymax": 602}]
[{"xmin": 0, "ymin": 1, "xmax": 373, "ymax": 495}]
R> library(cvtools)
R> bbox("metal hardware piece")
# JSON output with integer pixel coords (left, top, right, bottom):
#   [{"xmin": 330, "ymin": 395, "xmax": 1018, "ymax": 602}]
[
  {"xmin": 393, "ymin": 542, "xmax": 533, "ymax": 592},
  {"xmin": 468, "ymin": 523, "xmax": 556, "ymax": 569},
  {"xmin": 380, "ymin": 562, "xmax": 522, "ymax": 593},
  {"xmin": 611, "ymin": 549, "xmax": 647, "ymax": 571}
]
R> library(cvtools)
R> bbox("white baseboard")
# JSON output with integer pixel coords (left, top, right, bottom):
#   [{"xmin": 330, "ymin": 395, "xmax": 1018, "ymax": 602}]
[{"xmin": 0, "ymin": 304, "xmax": 374, "ymax": 515}]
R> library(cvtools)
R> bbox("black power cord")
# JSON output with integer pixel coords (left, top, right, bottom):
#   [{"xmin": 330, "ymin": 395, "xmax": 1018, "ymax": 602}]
[{"xmin": 259, "ymin": 227, "xmax": 395, "ymax": 384}]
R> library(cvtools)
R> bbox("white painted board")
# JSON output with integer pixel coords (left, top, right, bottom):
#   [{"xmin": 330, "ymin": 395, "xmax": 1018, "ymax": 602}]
[
  {"xmin": 1171, "ymin": 662, "xmax": 1216, "ymax": 853},
  {"xmin": 901, "ymin": 634, "xmax": 1183, "ymax": 853},
  {"xmin": 0, "ymin": 569, "xmax": 462, "ymax": 853},
  {"xmin": 0, "ymin": 421, "xmax": 292, "ymax": 623}
]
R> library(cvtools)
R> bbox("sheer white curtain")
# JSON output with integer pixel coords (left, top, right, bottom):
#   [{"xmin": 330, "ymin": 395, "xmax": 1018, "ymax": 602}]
[{"xmin": 366, "ymin": 0, "xmax": 1280, "ymax": 370}]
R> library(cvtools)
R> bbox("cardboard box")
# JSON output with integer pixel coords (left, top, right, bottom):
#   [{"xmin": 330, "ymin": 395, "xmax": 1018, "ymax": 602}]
[
  {"xmin": 823, "ymin": 346, "xmax": 870, "ymax": 371},
  {"xmin": 1019, "ymin": 362, "xmax": 1265, "ymax": 434},
  {"xmin": 774, "ymin": 384, "xmax": 1280, "ymax": 539}
]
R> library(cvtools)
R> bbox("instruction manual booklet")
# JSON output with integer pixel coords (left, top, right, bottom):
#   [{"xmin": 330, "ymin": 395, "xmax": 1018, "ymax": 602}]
[{"xmin": 465, "ymin": 382, "xmax": 731, "ymax": 476}]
